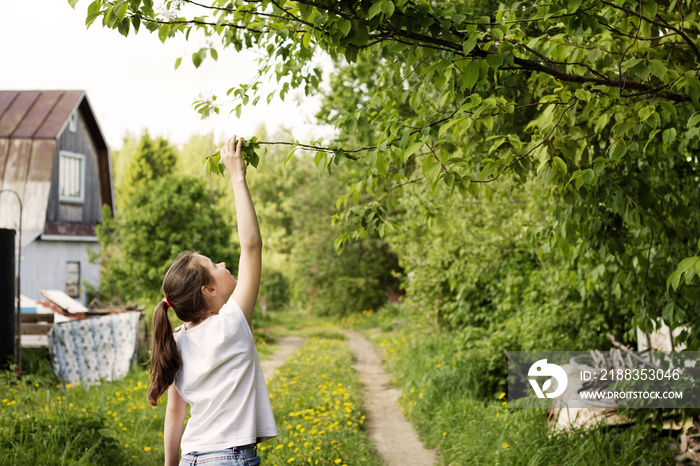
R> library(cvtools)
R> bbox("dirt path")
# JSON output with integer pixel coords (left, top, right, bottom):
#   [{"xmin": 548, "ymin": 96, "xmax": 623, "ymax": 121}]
[
  {"xmin": 260, "ymin": 336, "xmax": 305, "ymax": 381},
  {"xmin": 344, "ymin": 330, "xmax": 438, "ymax": 466}
]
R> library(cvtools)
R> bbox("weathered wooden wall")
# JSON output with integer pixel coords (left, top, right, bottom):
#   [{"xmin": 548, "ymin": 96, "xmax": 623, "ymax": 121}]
[{"xmin": 46, "ymin": 111, "xmax": 102, "ymax": 225}]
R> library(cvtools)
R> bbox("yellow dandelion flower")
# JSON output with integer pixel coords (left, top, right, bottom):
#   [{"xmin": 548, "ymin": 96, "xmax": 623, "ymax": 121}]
[
  {"xmin": 144, "ymin": 446, "xmax": 151, "ymax": 452},
  {"xmin": 502, "ymin": 442, "xmax": 509, "ymax": 449},
  {"xmin": 334, "ymin": 460, "xmax": 342, "ymax": 464},
  {"xmin": 499, "ymin": 392, "xmax": 506, "ymax": 400}
]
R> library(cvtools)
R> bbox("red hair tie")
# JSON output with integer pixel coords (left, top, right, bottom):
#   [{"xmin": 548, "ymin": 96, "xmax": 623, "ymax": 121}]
[{"xmin": 162, "ymin": 297, "xmax": 171, "ymax": 308}]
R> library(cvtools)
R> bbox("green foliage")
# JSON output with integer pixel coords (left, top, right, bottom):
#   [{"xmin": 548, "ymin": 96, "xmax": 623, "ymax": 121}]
[
  {"xmin": 80, "ymin": 0, "xmax": 700, "ymax": 344},
  {"xmin": 120, "ymin": 131, "xmax": 178, "ymax": 201},
  {"xmin": 384, "ymin": 177, "xmax": 619, "ymax": 354},
  {"xmin": 0, "ymin": 407, "xmax": 129, "ymax": 465},
  {"xmin": 242, "ymin": 130, "xmax": 402, "ymax": 317},
  {"xmin": 96, "ymin": 175, "xmax": 239, "ymax": 304},
  {"xmin": 259, "ymin": 269, "xmax": 289, "ymax": 311},
  {"xmin": 379, "ymin": 332, "xmax": 674, "ymax": 465},
  {"xmin": 200, "ymin": 136, "xmax": 261, "ymax": 178},
  {"xmin": 294, "ymin": 234, "xmax": 401, "ymax": 317}
]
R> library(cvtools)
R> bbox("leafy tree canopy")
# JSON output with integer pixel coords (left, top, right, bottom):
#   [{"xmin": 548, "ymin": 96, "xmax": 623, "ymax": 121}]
[
  {"xmin": 77, "ymin": 0, "xmax": 700, "ymax": 345},
  {"xmin": 120, "ymin": 131, "xmax": 178, "ymax": 200},
  {"xmin": 97, "ymin": 175, "xmax": 240, "ymax": 304}
]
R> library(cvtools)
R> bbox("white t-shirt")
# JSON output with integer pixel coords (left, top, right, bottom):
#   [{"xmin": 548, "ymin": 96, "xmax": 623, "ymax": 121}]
[{"xmin": 172, "ymin": 295, "xmax": 278, "ymax": 454}]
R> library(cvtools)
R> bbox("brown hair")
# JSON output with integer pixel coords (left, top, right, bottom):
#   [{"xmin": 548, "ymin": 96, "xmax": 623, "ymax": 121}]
[{"xmin": 147, "ymin": 252, "xmax": 213, "ymax": 406}]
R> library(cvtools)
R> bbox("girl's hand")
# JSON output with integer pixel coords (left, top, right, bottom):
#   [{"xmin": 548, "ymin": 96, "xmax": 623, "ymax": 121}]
[{"xmin": 221, "ymin": 135, "xmax": 246, "ymax": 179}]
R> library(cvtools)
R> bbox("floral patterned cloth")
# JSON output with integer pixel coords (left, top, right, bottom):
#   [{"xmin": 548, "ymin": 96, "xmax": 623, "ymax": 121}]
[{"xmin": 49, "ymin": 312, "xmax": 141, "ymax": 385}]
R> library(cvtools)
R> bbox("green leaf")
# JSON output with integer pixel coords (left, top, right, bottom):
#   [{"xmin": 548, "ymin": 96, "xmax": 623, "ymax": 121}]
[
  {"xmin": 158, "ymin": 24, "xmax": 170, "ymax": 43},
  {"xmin": 462, "ymin": 36, "xmax": 478, "ymax": 55},
  {"xmin": 115, "ymin": 0, "xmax": 128, "ymax": 20},
  {"xmin": 192, "ymin": 52, "xmax": 202, "ymax": 68},
  {"xmin": 423, "ymin": 161, "xmax": 441, "ymax": 184},
  {"xmin": 368, "ymin": 1, "xmax": 383, "ymax": 20},
  {"xmin": 314, "ymin": 150, "xmax": 327, "ymax": 175},
  {"xmin": 443, "ymin": 173, "xmax": 455, "ymax": 187},
  {"xmin": 621, "ymin": 58, "xmax": 642, "ymax": 72},
  {"xmin": 131, "ymin": 14, "xmax": 140, "ymax": 33},
  {"xmin": 439, "ymin": 118, "xmax": 461, "ymax": 137},
  {"xmin": 462, "ymin": 60, "xmax": 480, "ymax": 90},
  {"xmin": 648, "ymin": 60, "xmax": 666, "ymax": 79},
  {"xmin": 552, "ymin": 156, "xmax": 567, "ymax": 175},
  {"xmin": 376, "ymin": 151, "xmax": 388, "ymax": 175},
  {"xmin": 210, "ymin": 48, "xmax": 218, "ymax": 61},
  {"xmin": 68, "ymin": 0, "xmax": 80, "ymax": 8},
  {"xmin": 491, "ymin": 27, "xmax": 504, "ymax": 41},
  {"xmin": 340, "ymin": 19, "xmax": 352, "ymax": 36},
  {"xmin": 86, "ymin": 11, "xmax": 102, "ymax": 28},
  {"xmin": 677, "ymin": 256, "xmax": 699, "ymax": 275},
  {"xmin": 575, "ymin": 88, "xmax": 591, "ymax": 102},
  {"xmin": 581, "ymin": 168, "xmax": 595, "ymax": 185},
  {"xmin": 670, "ymin": 270, "xmax": 681, "ymax": 291},
  {"xmin": 381, "ymin": 1, "xmax": 395, "ymax": 17},
  {"xmin": 351, "ymin": 23, "xmax": 369, "ymax": 46},
  {"xmin": 662, "ymin": 128, "xmax": 677, "ymax": 143},
  {"xmin": 403, "ymin": 142, "xmax": 423, "ymax": 162},
  {"xmin": 688, "ymin": 112, "xmax": 700, "ymax": 128},
  {"xmin": 174, "ymin": 57, "xmax": 182, "ymax": 70},
  {"xmin": 486, "ymin": 53, "xmax": 503, "ymax": 71}
]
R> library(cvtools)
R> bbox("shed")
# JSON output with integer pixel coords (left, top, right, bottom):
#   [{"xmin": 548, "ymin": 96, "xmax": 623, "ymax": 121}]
[{"xmin": 0, "ymin": 90, "xmax": 115, "ymax": 305}]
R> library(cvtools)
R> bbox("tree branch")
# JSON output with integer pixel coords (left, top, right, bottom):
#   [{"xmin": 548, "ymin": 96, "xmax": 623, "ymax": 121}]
[
  {"xmin": 599, "ymin": 0, "xmax": 700, "ymax": 59},
  {"xmin": 473, "ymin": 99, "xmax": 577, "ymax": 183}
]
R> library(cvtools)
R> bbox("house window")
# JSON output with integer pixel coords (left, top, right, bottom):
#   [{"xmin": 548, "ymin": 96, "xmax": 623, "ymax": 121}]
[
  {"xmin": 59, "ymin": 151, "xmax": 85, "ymax": 203},
  {"xmin": 66, "ymin": 262, "xmax": 80, "ymax": 298}
]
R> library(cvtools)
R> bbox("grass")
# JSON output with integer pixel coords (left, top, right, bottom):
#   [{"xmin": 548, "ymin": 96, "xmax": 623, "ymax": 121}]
[
  {"xmin": 0, "ymin": 366, "xmax": 165, "ymax": 465},
  {"xmin": 258, "ymin": 338, "xmax": 381, "ymax": 465},
  {"xmin": 374, "ymin": 330, "xmax": 677, "ymax": 466},
  {"xmin": 0, "ymin": 323, "xmax": 380, "ymax": 465},
  {"xmin": 3, "ymin": 307, "xmax": 680, "ymax": 465}
]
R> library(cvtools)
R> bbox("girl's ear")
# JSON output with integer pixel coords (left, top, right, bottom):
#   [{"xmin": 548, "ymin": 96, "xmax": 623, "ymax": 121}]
[{"xmin": 201, "ymin": 283, "xmax": 216, "ymax": 297}]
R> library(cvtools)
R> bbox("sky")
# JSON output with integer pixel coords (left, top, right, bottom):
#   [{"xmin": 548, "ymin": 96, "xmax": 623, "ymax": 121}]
[{"xmin": 1, "ymin": 1, "xmax": 332, "ymax": 150}]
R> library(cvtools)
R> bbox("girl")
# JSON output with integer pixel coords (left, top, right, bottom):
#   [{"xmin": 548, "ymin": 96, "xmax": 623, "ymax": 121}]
[{"xmin": 147, "ymin": 135, "xmax": 278, "ymax": 466}]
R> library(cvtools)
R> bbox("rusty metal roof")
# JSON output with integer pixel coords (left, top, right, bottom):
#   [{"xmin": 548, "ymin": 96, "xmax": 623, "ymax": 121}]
[
  {"xmin": 0, "ymin": 90, "xmax": 114, "ymax": 247},
  {"xmin": 1, "ymin": 91, "xmax": 80, "ymax": 139}
]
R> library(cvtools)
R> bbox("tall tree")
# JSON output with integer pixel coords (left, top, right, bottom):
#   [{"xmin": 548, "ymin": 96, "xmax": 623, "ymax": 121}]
[
  {"xmin": 120, "ymin": 131, "xmax": 178, "ymax": 200},
  {"xmin": 96, "ymin": 176, "xmax": 239, "ymax": 304}
]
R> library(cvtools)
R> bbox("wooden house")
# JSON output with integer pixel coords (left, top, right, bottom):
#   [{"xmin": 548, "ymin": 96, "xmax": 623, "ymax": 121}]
[{"xmin": 0, "ymin": 90, "xmax": 115, "ymax": 305}]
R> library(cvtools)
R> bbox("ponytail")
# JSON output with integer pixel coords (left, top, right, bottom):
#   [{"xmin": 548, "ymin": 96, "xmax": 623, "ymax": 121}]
[
  {"xmin": 146, "ymin": 251, "xmax": 213, "ymax": 406},
  {"xmin": 147, "ymin": 301, "xmax": 181, "ymax": 406}
]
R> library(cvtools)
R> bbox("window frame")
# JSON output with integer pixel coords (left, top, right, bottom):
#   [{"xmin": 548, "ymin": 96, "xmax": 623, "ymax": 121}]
[{"xmin": 58, "ymin": 151, "xmax": 86, "ymax": 204}]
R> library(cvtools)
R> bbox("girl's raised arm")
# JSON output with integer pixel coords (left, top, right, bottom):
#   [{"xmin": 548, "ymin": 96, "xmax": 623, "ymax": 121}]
[{"xmin": 221, "ymin": 135, "xmax": 262, "ymax": 325}]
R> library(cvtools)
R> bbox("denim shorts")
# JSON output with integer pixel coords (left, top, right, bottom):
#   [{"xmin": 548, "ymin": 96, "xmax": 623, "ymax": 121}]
[{"xmin": 179, "ymin": 444, "xmax": 260, "ymax": 465}]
